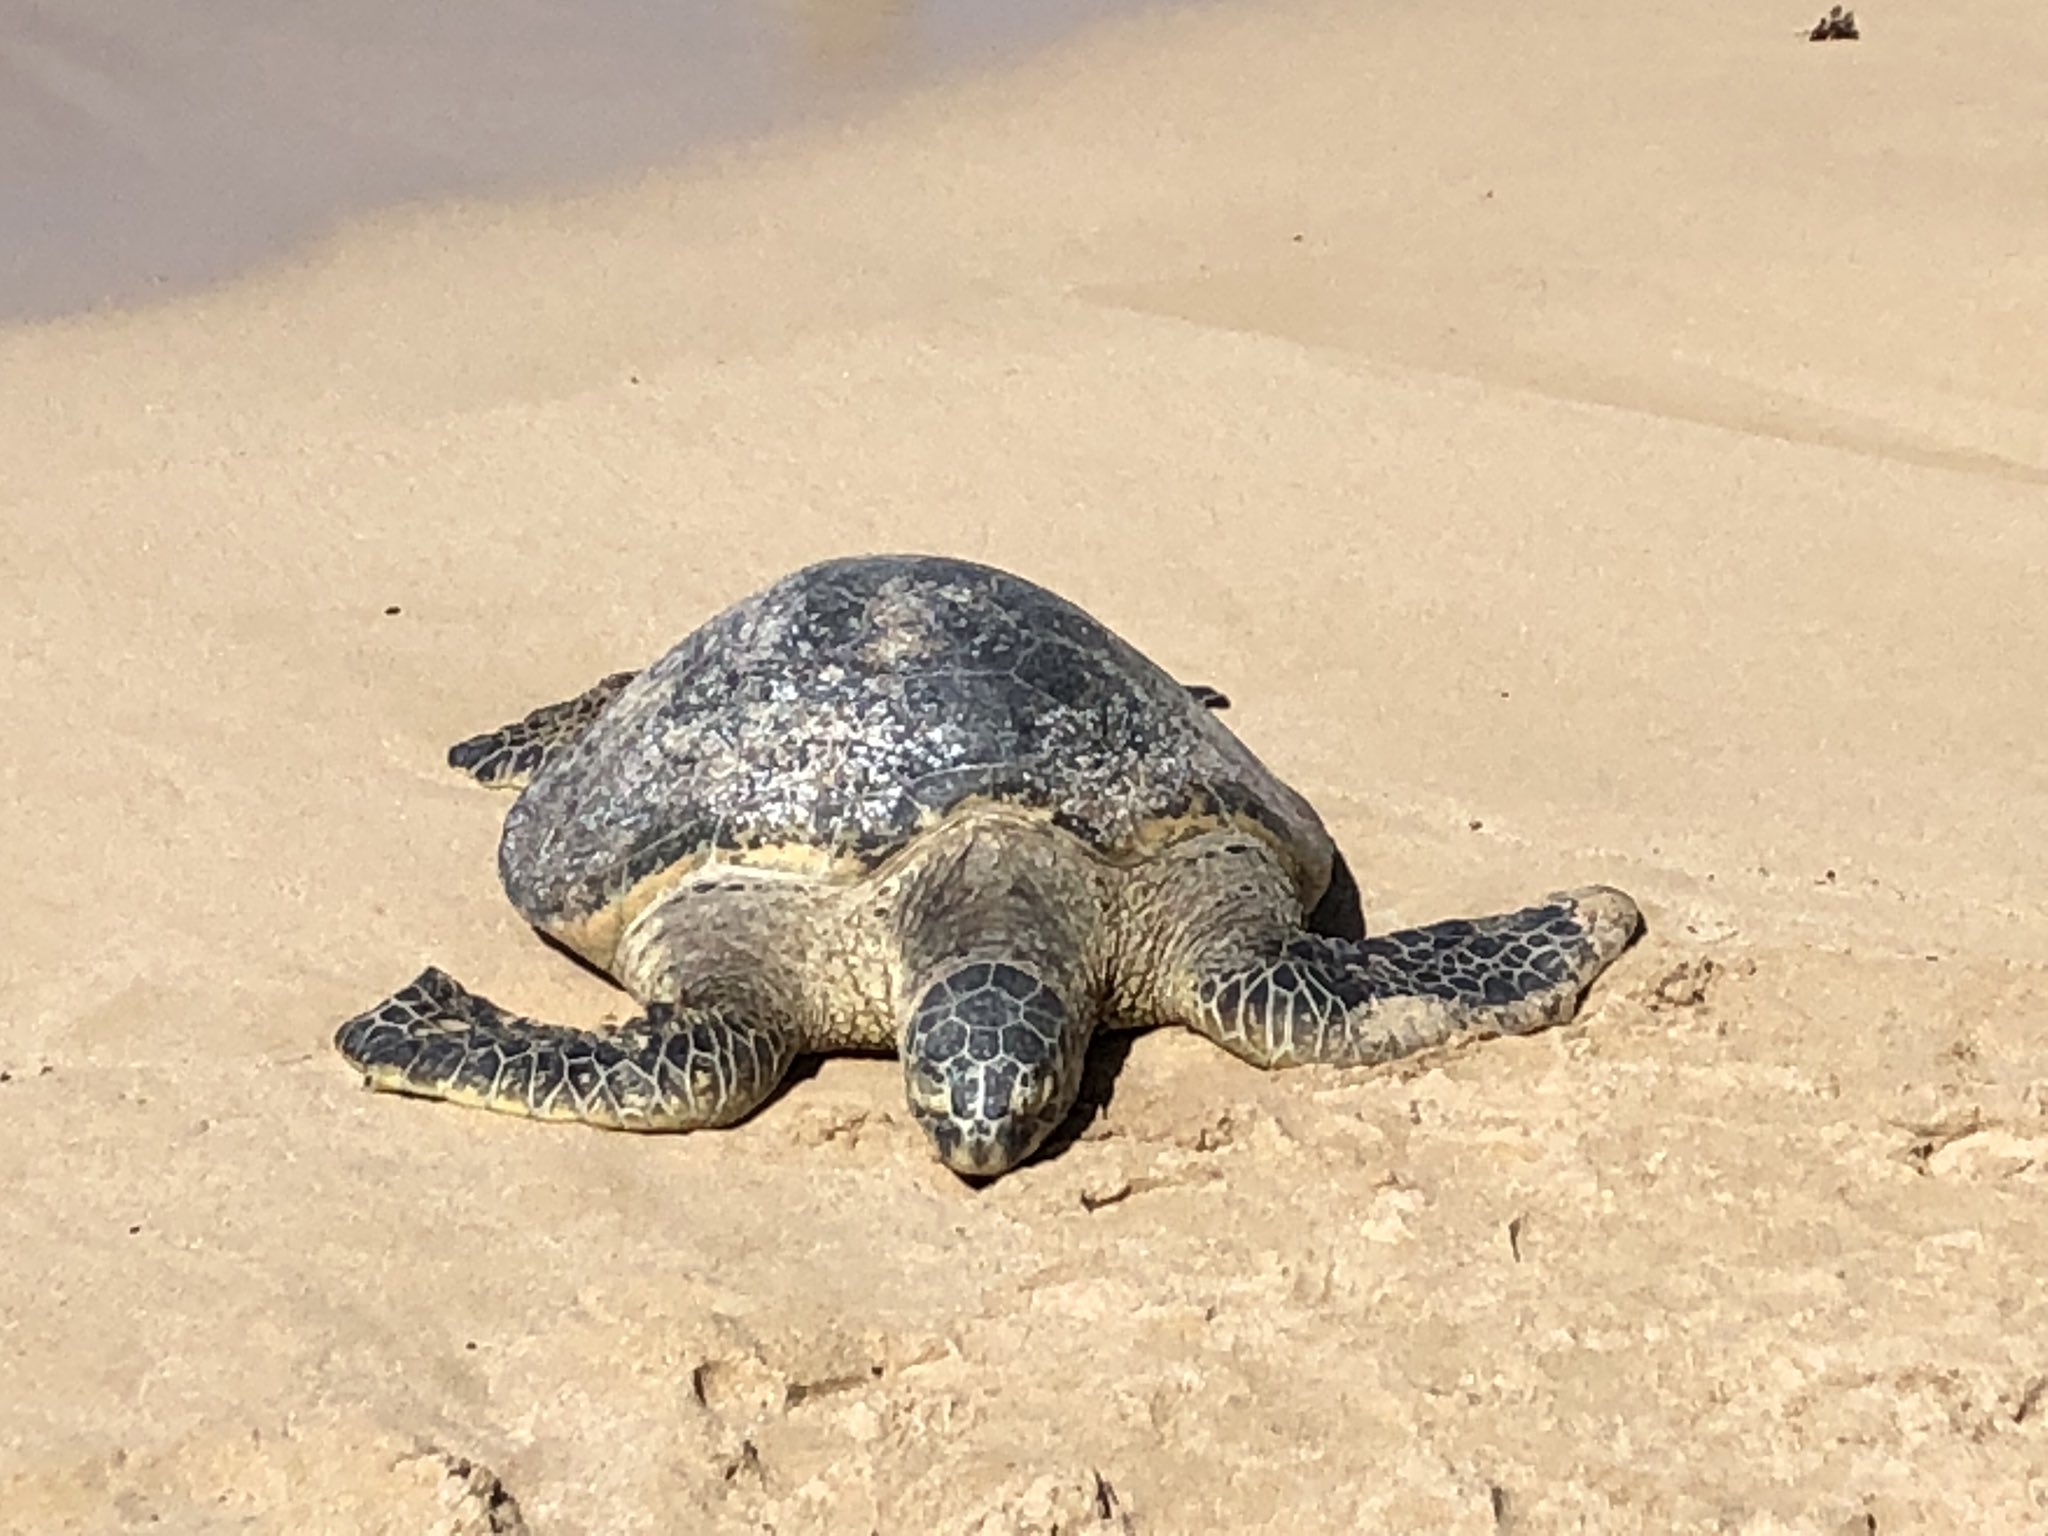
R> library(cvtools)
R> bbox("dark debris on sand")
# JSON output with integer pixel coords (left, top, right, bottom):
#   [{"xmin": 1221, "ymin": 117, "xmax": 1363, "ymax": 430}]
[{"xmin": 1809, "ymin": 5, "xmax": 1860, "ymax": 41}]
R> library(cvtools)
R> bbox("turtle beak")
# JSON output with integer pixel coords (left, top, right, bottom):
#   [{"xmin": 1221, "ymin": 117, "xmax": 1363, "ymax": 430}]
[{"xmin": 922, "ymin": 1114, "xmax": 1047, "ymax": 1180}]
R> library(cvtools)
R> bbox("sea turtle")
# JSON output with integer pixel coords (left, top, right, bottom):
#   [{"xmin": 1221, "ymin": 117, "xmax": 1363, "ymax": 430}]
[{"xmin": 337, "ymin": 555, "xmax": 1641, "ymax": 1177}]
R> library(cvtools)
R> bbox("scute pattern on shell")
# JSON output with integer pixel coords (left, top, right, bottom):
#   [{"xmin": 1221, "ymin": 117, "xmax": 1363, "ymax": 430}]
[{"xmin": 498, "ymin": 555, "xmax": 1330, "ymax": 939}]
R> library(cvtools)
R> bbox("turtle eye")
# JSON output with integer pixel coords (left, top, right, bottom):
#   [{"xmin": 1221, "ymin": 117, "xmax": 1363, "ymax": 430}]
[{"xmin": 906, "ymin": 1066, "xmax": 951, "ymax": 1113}]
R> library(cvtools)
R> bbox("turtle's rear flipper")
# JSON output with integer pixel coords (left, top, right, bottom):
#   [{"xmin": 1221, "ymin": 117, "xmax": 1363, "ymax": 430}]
[
  {"xmin": 1185, "ymin": 886, "xmax": 1641, "ymax": 1068},
  {"xmin": 445, "ymin": 670, "xmax": 638, "ymax": 789},
  {"xmin": 334, "ymin": 966, "xmax": 797, "ymax": 1131},
  {"xmin": 1184, "ymin": 683, "xmax": 1231, "ymax": 712}
]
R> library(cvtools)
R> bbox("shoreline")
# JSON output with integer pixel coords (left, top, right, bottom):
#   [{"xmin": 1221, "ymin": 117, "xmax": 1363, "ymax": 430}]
[{"xmin": 0, "ymin": 0, "xmax": 1200, "ymax": 322}]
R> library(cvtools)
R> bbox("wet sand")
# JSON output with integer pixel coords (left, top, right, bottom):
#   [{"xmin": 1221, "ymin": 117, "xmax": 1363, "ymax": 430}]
[
  {"xmin": 4, "ymin": 0, "xmax": 2047, "ymax": 1530},
  {"xmin": 0, "ymin": 0, "xmax": 1188, "ymax": 319}
]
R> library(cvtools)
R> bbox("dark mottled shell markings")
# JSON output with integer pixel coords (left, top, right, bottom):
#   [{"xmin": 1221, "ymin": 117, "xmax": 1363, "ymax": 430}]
[{"xmin": 499, "ymin": 556, "xmax": 1332, "ymax": 963}]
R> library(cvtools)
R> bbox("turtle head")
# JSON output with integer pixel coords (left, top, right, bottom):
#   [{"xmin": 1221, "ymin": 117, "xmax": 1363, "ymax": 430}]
[{"xmin": 901, "ymin": 960, "xmax": 1086, "ymax": 1178}]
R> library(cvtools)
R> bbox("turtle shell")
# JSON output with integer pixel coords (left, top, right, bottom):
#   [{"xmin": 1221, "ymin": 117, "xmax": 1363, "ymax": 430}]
[{"xmin": 500, "ymin": 555, "xmax": 1335, "ymax": 963}]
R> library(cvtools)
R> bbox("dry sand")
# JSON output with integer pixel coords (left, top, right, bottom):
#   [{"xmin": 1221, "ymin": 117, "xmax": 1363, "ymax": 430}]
[{"xmin": 5, "ymin": 0, "xmax": 2048, "ymax": 1530}]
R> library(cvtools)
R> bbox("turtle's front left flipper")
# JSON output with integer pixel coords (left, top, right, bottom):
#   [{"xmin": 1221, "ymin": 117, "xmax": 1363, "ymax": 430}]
[
  {"xmin": 445, "ymin": 670, "xmax": 638, "ymax": 789},
  {"xmin": 1184, "ymin": 886, "xmax": 1642, "ymax": 1069},
  {"xmin": 334, "ymin": 967, "xmax": 797, "ymax": 1131}
]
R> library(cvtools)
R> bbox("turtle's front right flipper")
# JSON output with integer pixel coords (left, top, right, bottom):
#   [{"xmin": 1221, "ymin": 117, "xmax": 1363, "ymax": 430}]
[
  {"xmin": 446, "ymin": 670, "xmax": 639, "ymax": 789},
  {"xmin": 334, "ymin": 967, "xmax": 797, "ymax": 1131}
]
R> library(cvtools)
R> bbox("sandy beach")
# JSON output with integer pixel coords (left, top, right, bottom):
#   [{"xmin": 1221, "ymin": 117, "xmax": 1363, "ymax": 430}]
[{"xmin": 5, "ymin": 0, "xmax": 2047, "ymax": 1530}]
